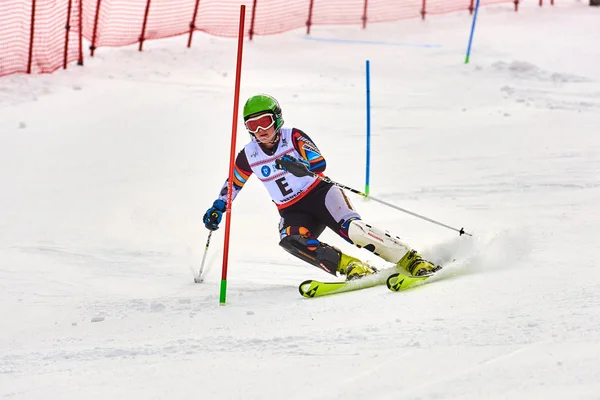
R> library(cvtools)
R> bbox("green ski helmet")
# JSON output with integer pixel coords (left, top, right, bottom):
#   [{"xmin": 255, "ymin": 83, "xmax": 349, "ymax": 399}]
[{"xmin": 243, "ymin": 94, "xmax": 284, "ymax": 135}]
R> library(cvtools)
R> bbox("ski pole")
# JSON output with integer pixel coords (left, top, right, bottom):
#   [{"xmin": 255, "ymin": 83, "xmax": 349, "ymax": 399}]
[
  {"xmin": 277, "ymin": 159, "xmax": 472, "ymax": 236},
  {"xmin": 324, "ymin": 174, "xmax": 470, "ymax": 236},
  {"xmin": 325, "ymin": 174, "xmax": 471, "ymax": 236},
  {"xmin": 194, "ymin": 230, "xmax": 213, "ymax": 283}
]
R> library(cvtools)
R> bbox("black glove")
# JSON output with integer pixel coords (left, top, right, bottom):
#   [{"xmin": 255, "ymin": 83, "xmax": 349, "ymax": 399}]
[
  {"xmin": 275, "ymin": 155, "xmax": 311, "ymax": 178},
  {"xmin": 203, "ymin": 199, "xmax": 226, "ymax": 231}
]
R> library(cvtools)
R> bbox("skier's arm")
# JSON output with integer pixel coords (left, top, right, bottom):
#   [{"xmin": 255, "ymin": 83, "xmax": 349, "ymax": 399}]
[
  {"xmin": 203, "ymin": 150, "xmax": 252, "ymax": 231},
  {"xmin": 217, "ymin": 150, "xmax": 253, "ymax": 203},
  {"xmin": 291, "ymin": 128, "xmax": 326, "ymax": 173}
]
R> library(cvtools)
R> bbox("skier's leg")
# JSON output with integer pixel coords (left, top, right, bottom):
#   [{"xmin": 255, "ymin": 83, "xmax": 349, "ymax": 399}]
[
  {"xmin": 280, "ymin": 184, "xmax": 375, "ymax": 279},
  {"xmin": 319, "ymin": 185, "xmax": 439, "ymax": 275},
  {"xmin": 277, "ymin": 214, "xmax": 375, "ymax": 279},
  {"xmin": 344, "ymin": 219, "xmax": 410, "ymax": 263},
  {"xmin": 317, "ymin": 184, "xmax": 409, "ymax": 261},
  {"xmin": 345, "ymin": 219, "xmax": 439, "ymax": 275},
  {"xmin": 278, "ymin": 224, "xmax": 338, "ymax": 276}
]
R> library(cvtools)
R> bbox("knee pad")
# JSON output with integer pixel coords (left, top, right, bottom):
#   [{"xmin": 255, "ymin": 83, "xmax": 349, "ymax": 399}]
[
  {"xmin": 347, "ymin": 219, "xmax": 410, "ymax": 264},
  {"xmin": 280, "ymin": 225, "xmax": 312, "ymax": 239}
]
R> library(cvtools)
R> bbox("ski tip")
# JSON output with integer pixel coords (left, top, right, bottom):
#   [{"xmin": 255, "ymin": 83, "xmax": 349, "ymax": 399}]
[
  {"xmin": 387, "ymin": 271, "xmax": 436, "ymax": 291},
  {"xmin": 386, "ymin": 273, "xmax": 398, "ymax": 291},
  {"xmin": 299, "ymin": 280, "xmax": 314, "ymax": 297}
]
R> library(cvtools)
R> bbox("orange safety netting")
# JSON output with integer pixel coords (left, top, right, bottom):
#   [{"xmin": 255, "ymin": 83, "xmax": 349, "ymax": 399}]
[
  {"xmin": 1, "ymin": 0, "xmax": 517, "ymax": 77},
  {"xmin": 0, "ymin": 0, "xmax": 83, "ymax": 76}
]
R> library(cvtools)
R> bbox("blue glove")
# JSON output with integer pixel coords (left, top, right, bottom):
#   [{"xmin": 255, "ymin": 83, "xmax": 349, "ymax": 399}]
[
  {"xmin": 275, "ymin": 155, "xmax": 311, "ymax": 177},
  {"xmin": 203, "ymin": 199, "xmax": 226, "ymax": 231}
]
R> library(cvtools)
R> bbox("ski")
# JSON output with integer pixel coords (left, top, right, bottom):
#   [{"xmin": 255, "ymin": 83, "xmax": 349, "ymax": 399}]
[
  {"xmin": 299, "ymin": 267, "xmax": 401, "ymax": 298},
  {"xmin": 299, "ymin": 262, "xmax": 447, "ymax": 297},
  {"xmin": 385, "ymin": 272, "xmax": 434, "ymax": 291}
]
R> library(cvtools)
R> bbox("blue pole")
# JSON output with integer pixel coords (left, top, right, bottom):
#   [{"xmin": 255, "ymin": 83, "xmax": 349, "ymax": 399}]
[
  {"xmin": 465, "ymin": 0, "xmax": 481, "ymax": 64},
  {"xmin": 365, "ymin": 60, "xmax": 371, "ymax": 195}
]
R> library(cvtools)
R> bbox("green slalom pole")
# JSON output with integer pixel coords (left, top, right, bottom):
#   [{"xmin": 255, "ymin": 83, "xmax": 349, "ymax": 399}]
[{"xmin": 220, "ymin": 280, "xmax": 227, "ymax": 304}]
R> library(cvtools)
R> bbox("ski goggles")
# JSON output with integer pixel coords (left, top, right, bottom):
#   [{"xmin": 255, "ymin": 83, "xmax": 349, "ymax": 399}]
[{"xmin": 245, "ymin": 113, "xmax": 275, "ymax": 134}]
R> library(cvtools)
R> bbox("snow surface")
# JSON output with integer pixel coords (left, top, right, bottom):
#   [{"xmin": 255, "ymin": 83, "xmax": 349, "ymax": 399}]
[{"xmin": 2, "ymin": 2, "xmax": 600, "ymax": 399}]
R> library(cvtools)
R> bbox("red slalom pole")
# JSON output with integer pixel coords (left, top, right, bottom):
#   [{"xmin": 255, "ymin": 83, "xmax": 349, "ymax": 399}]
[
  {"xmin": 27, "ymin": 0, "xmax": 37, "ymax": 73},
  {"xmin": 220, "ymin": 4, "xmax": 246, "ymax": 305}
]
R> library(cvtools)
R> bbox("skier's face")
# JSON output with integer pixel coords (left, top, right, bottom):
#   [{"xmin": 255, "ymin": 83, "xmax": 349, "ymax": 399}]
[
  {"xmin": 254, "ymin": 124, "xmax": 277, "ymax": 147},
  {"xmin": 246, "ymin": 113, "xmax": 278, "ymax": 148}
]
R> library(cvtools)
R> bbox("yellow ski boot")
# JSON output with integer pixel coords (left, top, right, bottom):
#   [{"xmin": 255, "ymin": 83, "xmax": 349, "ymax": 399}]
[
  {"xmin": 397, "ymin": 250, "xmax": 440, "ymax": 276},
  {"xmin": 337, "ymin": 253, "xmax": 376, "ymax": 280}
]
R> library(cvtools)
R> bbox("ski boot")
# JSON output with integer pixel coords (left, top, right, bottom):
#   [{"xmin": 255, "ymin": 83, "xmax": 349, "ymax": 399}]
[
  {"xmin": 397, "ymin": 250, "xmax": 441, "ymax": 276},
  {"xmin": 338, "ymin": 253, "xmax": 376, "ymax": 280}
]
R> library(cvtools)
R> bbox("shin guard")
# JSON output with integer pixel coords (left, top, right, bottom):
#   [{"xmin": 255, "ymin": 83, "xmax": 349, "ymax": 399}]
[
  {"xmin": 279, "ymin": 235, "xmax": 341, "ymax": 276},
  {"xmin": 347, "ymin": 220, "xmax": 410, "ymax": 264}
]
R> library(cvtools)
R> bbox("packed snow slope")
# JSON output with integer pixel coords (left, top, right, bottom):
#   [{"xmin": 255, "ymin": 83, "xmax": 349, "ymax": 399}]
[{"xmin": 1, "ymin": 2, "xmax": 599, "ymax": 399}]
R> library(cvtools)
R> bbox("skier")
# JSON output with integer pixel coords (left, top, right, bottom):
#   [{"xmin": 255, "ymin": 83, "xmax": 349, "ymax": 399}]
[{"xmin": 202, "ymin": 94, "xmax": 439, "ymax": 280}]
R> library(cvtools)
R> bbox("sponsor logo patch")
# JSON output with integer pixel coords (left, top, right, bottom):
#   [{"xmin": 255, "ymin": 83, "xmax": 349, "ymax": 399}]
[{"xmin": 261, "ymin": 165, "xmax": 271, "ymax": 177}]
